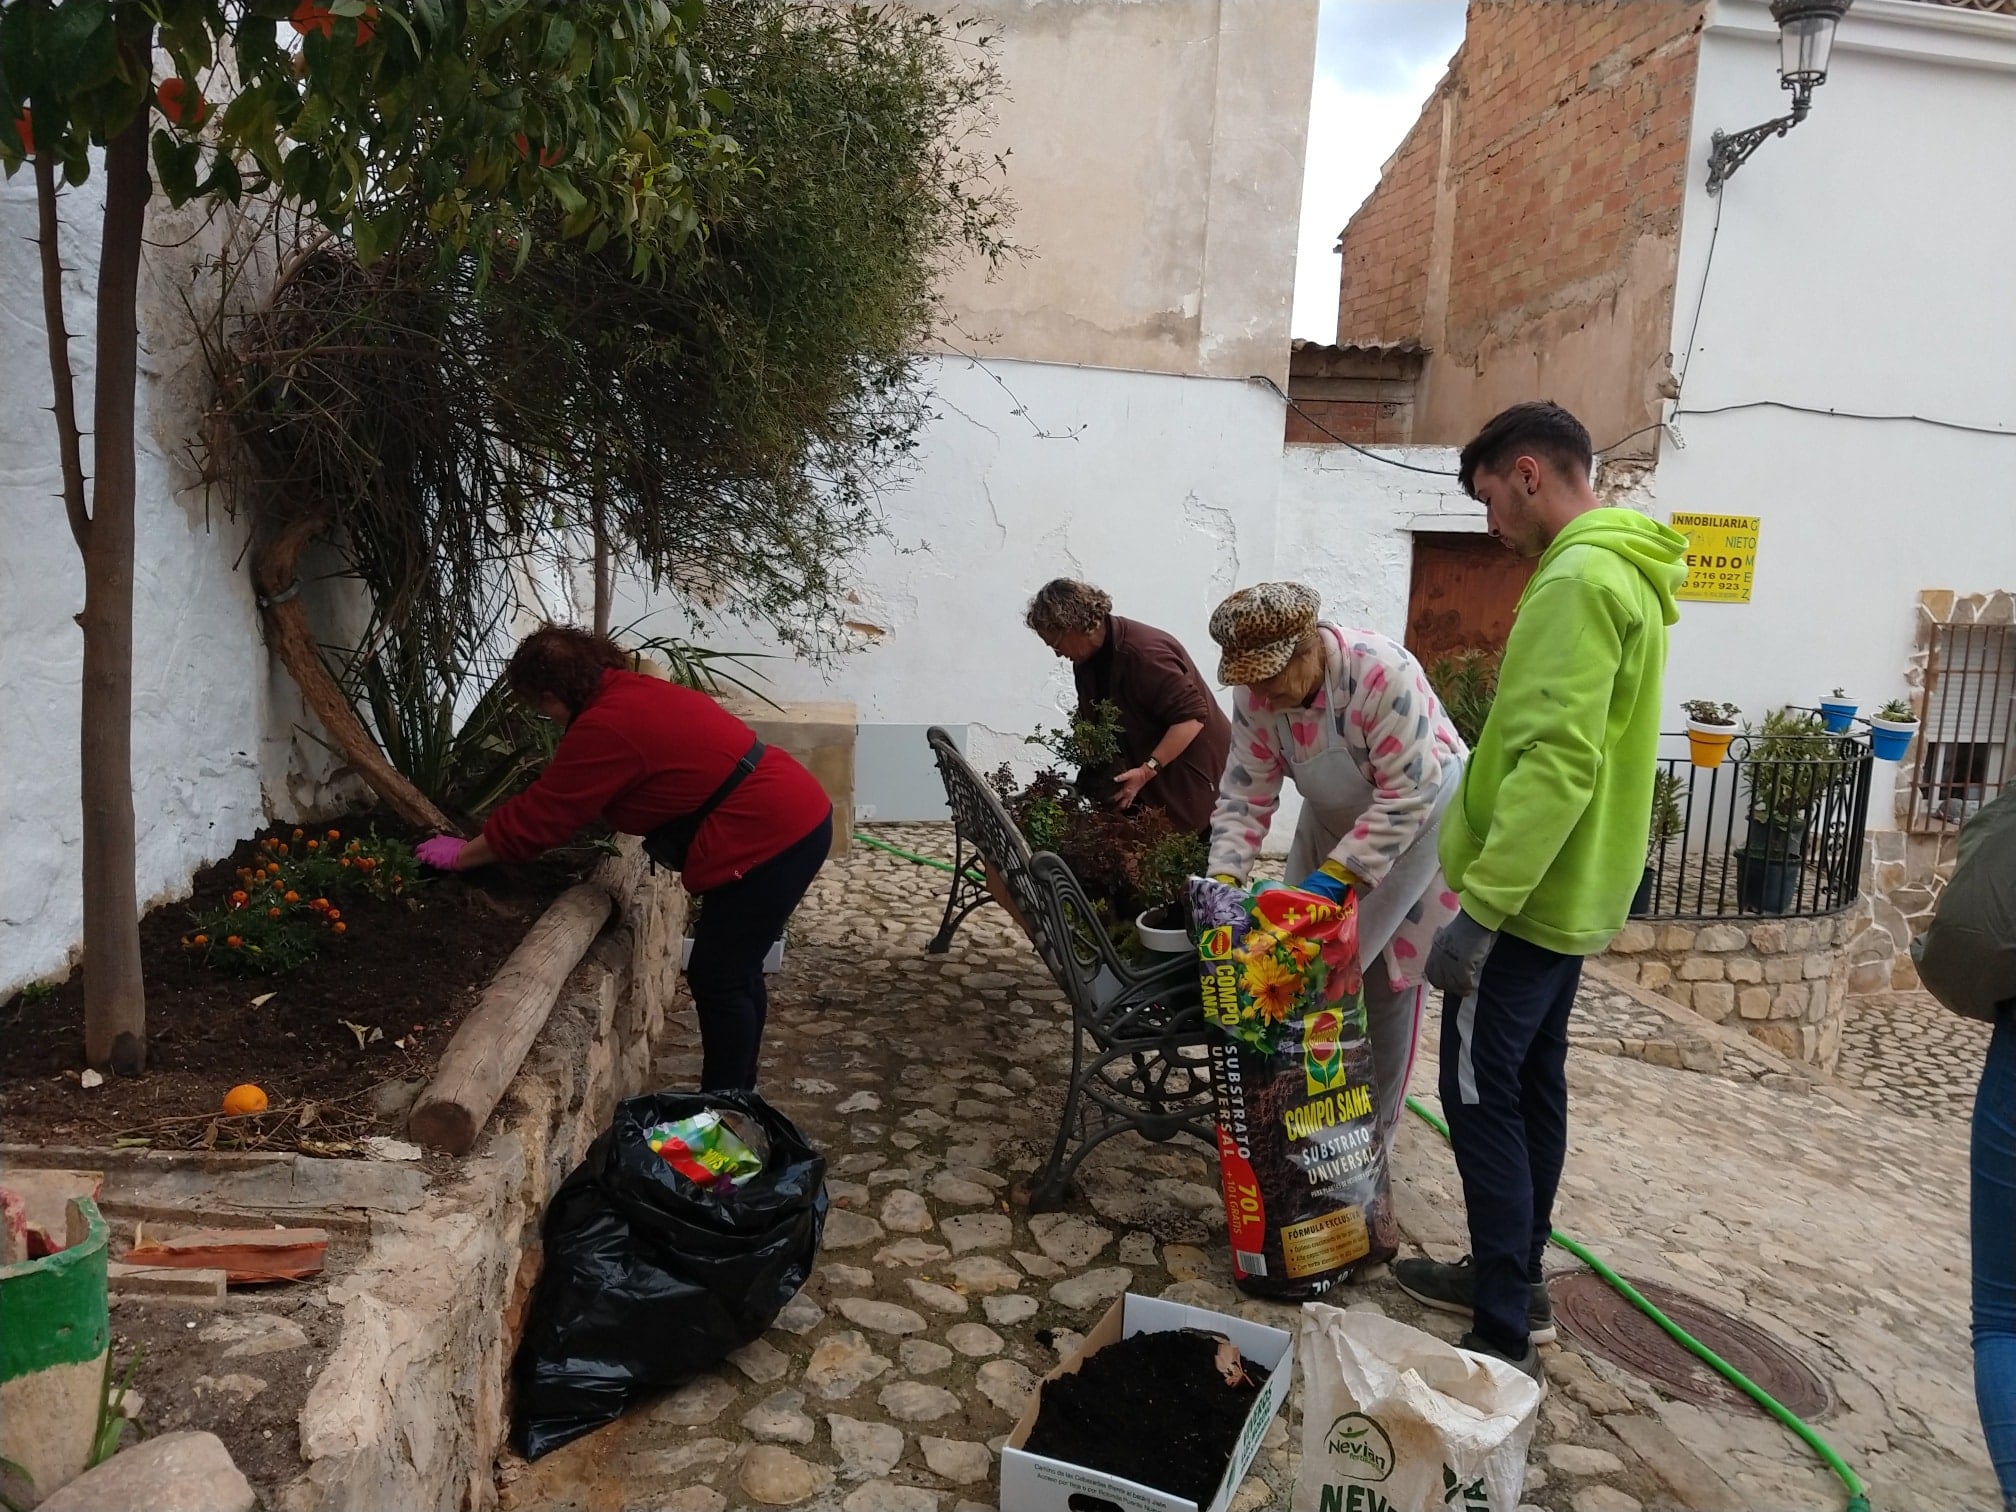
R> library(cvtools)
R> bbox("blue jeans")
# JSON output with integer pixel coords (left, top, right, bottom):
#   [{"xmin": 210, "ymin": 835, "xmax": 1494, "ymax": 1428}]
[
  {"xmin": 1978, "ymin": 1008, "xmax": 2016, "ymax": 1510},
  {"xmin": 1440, "ymin": 933, "xmax": 1583, "ymax": 1355}
]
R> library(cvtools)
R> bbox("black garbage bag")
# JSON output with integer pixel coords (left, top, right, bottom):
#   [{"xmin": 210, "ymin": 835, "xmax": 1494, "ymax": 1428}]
[{"xmin": 511, "ymin": 1090, "xmax": 826, "ymax": 1459}]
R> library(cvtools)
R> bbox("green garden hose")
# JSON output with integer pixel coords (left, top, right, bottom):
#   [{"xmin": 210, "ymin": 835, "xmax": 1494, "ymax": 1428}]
[
  {"xmin": 855, "ymin": 832, "xmax": 1873, "ymax": 1510},
  {"xmin": 1404, "ymin": 1095, "xmax": 1872, "ymax": 1512},
  {"xmin": 852, "ymin": 830, "xmax": 984, "ymax": 884}
]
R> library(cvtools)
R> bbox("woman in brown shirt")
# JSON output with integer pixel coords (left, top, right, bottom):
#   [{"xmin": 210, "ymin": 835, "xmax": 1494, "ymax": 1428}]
[{"xmin": 1025, "ymin": 579, "xmax": 1232, "ymax": 835}]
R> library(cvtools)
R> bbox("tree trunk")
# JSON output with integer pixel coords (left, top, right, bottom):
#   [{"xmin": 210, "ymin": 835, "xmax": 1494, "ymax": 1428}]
[
  {"xmin": 591, "ymin": 484, "xmax": 612, "ymax": 638},
  {"xmin": 251, "ymin": 513, "xmax": 460, "ymax": 835},
  {"xmin": 78, "ymin": 111, "xmax": 152, "ymax": 1074}
]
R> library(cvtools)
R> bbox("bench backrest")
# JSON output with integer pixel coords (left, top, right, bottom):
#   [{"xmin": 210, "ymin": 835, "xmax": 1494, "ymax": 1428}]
[
  {"xmin": 926, "ymin": 727, "xmax": 1062, "ymax": 974},
  {"xmin": 927, "ymin": 728, "xmax": 1197, "ymax": 1031}
]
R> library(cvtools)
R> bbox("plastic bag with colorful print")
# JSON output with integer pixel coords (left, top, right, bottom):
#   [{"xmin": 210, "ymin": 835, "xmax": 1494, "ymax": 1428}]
[
  {"xmin": 1190, "ymin": 877, "xmax": 1363, "ymax": 1053},
  {"xmin": 1190, "ymin": 877, "xmax": 1395, "ymax": 1300}
]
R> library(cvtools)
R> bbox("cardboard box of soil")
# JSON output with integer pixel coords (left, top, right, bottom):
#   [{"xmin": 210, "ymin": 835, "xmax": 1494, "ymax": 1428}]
[{"xmin": 1002, "ymin": 1293, "xmax": 1293, "ymax": 1512}]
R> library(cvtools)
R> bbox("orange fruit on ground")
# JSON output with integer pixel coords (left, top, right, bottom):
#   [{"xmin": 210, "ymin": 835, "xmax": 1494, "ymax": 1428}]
[{"xmin": 222, "ymin": 1083, "xmax": 269, "ymax": 1116}]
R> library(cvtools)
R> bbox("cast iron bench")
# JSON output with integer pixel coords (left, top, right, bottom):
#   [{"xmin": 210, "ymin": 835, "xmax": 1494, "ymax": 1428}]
[{"xmin": 924, "ymin": 727, "xmax": 1216, "ymax": 1210}]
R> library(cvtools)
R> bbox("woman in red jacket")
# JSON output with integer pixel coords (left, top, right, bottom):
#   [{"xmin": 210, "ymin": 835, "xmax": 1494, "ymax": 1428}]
[{"xmin": 415, "ymin": 625, "xmax": 833, "ymax": 1091}]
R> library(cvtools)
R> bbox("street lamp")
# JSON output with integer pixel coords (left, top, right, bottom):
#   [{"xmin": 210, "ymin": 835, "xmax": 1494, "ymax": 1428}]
[{"xmin": 1706, "ymin": 0, "xmax": 1853, "ymax": 195}]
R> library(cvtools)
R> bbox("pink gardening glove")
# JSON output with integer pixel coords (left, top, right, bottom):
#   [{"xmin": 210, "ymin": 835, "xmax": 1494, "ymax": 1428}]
[{"xmin": 415, "ymin": 835, "xmax": 466, "ymax": 871}]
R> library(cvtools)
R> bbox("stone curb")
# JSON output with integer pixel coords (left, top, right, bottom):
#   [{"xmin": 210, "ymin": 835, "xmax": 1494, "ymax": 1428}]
[
  {"xmin": 281, "ymin": 840, "xmax": 687, "ymax": 1512},
  {"xmin": 1581, "ymin": 962, "xmax": 1862, "ymax": 1108}
]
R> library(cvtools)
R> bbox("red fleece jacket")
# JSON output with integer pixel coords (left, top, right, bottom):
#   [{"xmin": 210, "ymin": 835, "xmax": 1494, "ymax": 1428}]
[{"xmin": 482, "ymin": 670, "xmax": 830, "ymax": 892}]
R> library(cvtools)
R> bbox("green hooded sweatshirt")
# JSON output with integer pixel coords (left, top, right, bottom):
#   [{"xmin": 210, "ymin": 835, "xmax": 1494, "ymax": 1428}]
[{"xmin": 1439, "ymin": 507, "xmax": 1688, "ymax": 955}]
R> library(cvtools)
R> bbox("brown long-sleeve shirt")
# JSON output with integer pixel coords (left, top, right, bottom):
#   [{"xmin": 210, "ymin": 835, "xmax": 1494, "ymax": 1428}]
[{"xmin": 1073, "ymin": 616, "xmax": 1231, "ymax": 835}]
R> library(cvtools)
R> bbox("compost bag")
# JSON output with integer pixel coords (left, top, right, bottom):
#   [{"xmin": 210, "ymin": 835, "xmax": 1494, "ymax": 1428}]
[
  {"xmin": 1294, "ymin": 1304, "xmax": 1539, "ymax": 1512},
  {"xmin": 1192, "ymin": 877, "xmax": 1397, "ymax": 1301},
  {"xmin": 512, "ymin": 1090, "xmax": 826, "ymax": 1460}
]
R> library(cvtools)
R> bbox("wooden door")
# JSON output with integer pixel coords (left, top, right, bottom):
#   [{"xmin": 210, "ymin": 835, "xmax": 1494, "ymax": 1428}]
[{"xmin": 1404, "ymin": 532, "xmax": 1536, "ymax": 663}]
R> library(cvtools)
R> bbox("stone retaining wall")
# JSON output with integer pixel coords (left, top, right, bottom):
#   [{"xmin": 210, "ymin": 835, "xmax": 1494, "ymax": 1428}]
[
  {"xmin": 1602, "ymin": 900, "xmax": 1871, "ymax": 1074},
  {"xmin": 283, "ymin": 842, "xmax": 685, "ymax": 1512}
]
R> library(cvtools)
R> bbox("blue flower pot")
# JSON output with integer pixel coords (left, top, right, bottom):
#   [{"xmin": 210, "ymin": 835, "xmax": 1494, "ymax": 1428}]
[
  {"xmin": 1818, "ymin": 697, "xmax": 1857, "ymax": 734},
  {"xmin": 1870, "ymin": 719, "xmax": 1917, "ymax": 762}
]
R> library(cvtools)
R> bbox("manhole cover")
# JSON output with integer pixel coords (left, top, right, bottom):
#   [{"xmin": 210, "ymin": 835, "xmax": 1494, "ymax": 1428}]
[{"xmin": 1549, "ymin": 1270, "xmax": 1835, "ymax": 1419}]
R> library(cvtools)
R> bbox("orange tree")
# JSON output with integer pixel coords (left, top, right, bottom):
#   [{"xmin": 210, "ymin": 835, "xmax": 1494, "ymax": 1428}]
[{"xmin": 0, "ymin": 0, "xmax": 725, "ymax": 1072}]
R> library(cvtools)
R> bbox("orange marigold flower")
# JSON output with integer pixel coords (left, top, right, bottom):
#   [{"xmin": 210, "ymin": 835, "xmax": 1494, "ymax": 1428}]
[
  {"xmin": 194, "ymin": 933, "xmax": 210, "ymax": 946},
  {"xmin": 226, "ymin": 935, "xmax": 243, "ymax": 947},
  {"xmin": 306, "ymin": 840, "xmax": 319, "ymax": 851},
  {"xmin": 327, "ymin": 909, "xmax": 341, "ymax": 921},
  {"xmin": 269, "ymin": 907, "xmax": 283, "ymax": 918},
  {"xmin": 277, "ymin": 843, "xmax": 289, "ymax": 855},
  {"xmin": 333, "ymin": 922, "xmax": 347, "ymax": 934},
  {"xmin": 293, "ymin": 828, "xmax": 304, "ymax": 839},
  {"xmin": 327, "ymin": 829, "xmax": 342, "ymax": 840},
  {"xmin": 339, "ymin": 858, "xmax": 353, "ymax": 868},
  {"xmin": 283, "ymin": 891, "xmax": 300, "ymax": 903},
  {"xmin": 313, "ymin": 897, "xmax": 329, "ymax": 909}
]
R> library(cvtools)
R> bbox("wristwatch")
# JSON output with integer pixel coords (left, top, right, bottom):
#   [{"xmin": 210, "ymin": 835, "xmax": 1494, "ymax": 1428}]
[{"xmin": 1143, "ymin": 757, "xmax": 1162, "ymax": 775}]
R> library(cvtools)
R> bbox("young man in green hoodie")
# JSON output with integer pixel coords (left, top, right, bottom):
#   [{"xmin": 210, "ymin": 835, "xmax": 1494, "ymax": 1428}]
[{"xmin": 1396, "ymin": 402, "xmax": 1687, "ymax": 1382}]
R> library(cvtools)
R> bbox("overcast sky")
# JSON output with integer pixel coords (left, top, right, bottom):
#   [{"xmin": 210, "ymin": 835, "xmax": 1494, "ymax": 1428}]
[{"xmin": 1293, "ymin": 0, "xmax": 1468, "ymax": 341}]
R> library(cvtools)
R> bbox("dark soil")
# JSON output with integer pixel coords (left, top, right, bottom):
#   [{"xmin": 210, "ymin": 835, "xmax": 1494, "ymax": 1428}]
[
  {"xmin": 0, "ymin": 813, "xmax": 589, "ymax": 1149},
  {"xmin": 1023, "ymin": 1328, "xmax": 1269, "ymax": 1506}
]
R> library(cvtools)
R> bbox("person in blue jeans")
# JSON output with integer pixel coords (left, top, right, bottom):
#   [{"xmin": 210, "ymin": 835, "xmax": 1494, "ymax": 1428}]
[
  {"xmin": 1976, "ymin": 1010, "xmax": 2016, "ymax": 1510},
  {"xmin": 1912, "ymin": 781, "xmax": 2016, "ymax": 1508}
]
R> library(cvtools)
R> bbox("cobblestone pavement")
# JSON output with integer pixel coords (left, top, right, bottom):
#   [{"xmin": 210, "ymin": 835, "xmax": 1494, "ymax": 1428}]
[
  {"xmin": 1833, "ymin": 989, "xmax": 1989, "ymax": 1122},
  {"xmin": 497, "ymin": 825, "xmax": 1997, "ymax": 1512}
]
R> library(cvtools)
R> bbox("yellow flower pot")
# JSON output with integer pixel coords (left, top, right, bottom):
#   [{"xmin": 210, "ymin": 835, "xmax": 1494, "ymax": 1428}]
[{"xmin": 1687, "ymin": 721, "xmax": 1736, "ymax": 768}]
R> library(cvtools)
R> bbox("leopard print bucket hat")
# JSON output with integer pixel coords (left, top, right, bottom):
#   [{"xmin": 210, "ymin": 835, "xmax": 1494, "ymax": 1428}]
[{"xmin": 1209, "ymin": 582, "xmax": 1321, "ymax": 685}]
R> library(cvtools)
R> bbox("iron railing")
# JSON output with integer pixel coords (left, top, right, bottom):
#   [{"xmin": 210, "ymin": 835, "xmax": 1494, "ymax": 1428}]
[
  {"xmin": 1906, "ymin": 621, "xmax": 2014, "ymax": 831},
  {"xmin": 1636, "ymin": 726, "xmax": 1873, "ymax": 921}
]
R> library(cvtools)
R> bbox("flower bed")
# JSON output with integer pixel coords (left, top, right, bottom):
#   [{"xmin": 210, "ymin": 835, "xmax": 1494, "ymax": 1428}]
[{"xmin": 0, "ymin": 815, "xmax": 588, "ymax": 1151}]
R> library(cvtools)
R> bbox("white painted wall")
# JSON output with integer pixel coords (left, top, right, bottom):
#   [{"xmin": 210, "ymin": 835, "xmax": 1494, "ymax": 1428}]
[
  {"xmin": 614, "ymin": 355, "xmax": 1473, "ymax": 844},
  {"xmin": 0, "ymin": 178, "xmax": 336, "ymax": 996},
  {"xmin": 1662, "ymin": 0, "xmax": 2016, "ymax": 827}
]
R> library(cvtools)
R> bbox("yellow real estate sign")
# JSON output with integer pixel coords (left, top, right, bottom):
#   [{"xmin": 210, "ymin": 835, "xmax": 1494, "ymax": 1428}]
[{"xmin": 1671, "ymin": 512, "xmax": 1760, "ymax": 603}]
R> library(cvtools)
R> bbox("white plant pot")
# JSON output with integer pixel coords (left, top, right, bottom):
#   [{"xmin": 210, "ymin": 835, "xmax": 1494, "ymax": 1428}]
[
  {"xmin": 680, "ymin": 936, "xmax": 785, "ymax": 975},
  {"xmin": 1134, "ymin": 910, "xmax": 1191, "ymax": 955}
]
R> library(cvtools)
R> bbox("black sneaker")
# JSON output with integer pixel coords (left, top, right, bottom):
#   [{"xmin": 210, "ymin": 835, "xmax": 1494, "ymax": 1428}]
[
  {"xmin": 1458, "ymin": 1330, "xmax": 1548, "ymax": 1394},
  {"xmin": 1392, "ymin": 1254, "xmax": 1557, "ymax": 1344}
]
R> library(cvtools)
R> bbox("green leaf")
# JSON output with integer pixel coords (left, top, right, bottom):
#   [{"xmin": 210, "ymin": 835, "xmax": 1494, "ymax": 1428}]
[
  {"xmin": 197, "ymin": 151, "xmax": 242, "ymax": 202},
  {"xmin": 542, "ymin": 15, "xmax": 574, "ymax": 65},
  {"xmin": 150, "ymin": 128, "xmax": 199, "ymax": 203}
]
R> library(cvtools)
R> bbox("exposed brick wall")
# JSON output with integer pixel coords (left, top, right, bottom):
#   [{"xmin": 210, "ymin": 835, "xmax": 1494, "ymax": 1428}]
[
  {"xmin": 1284, "ymin": 400, "xmax": 1407, "ymax": 445},
  {"xmin": 1333, "ymin": 1, "xmax": 1706, "ymax": 450},
  {"xmin": 1333, "ymin": 68, "xmax": 1453, "ymax": 347}
]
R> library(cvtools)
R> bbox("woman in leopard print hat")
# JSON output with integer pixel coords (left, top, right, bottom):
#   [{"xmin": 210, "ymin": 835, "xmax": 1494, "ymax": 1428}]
[{"xmin": 1206, "ymin": 581, "xmax": 1468, "ymax": 1151}]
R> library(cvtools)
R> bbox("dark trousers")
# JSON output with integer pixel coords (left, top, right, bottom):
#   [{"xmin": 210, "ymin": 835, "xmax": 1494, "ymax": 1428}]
[
  {"xmin": 1439, "ymin": 931, "xmax": 1583, "ymax": 1354},
  {"xmin": 685, "ymin": 812, "xmax": 832, "ymax": 1092}
]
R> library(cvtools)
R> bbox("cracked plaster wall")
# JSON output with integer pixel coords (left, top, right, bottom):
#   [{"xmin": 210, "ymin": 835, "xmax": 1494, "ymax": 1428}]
[
  {"xmin": 0, "ymin": 171, "xmax": 345, "ymax": 997},
  {"xmin": 618, "ymin": 356, "xmax": 1472, "ymax": 848}
]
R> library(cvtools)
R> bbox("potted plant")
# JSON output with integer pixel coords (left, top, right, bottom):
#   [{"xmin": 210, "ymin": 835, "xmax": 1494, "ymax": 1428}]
[
  {"xmin": 1817, "ymin": 687, "xmax": 1859, "ymax": 735},
  {"xmin": 988, "ymin": 709, "xmax": 1209, "ymax": 959},
  {"xmin": 1682, "ymin": 699, "xmax": 1740, "ymax": 768},
  {"xmin": 1631, "ymin": 769, "xmax": 1685, "ymax": 917},
  {"xmin": 1870, "ymin": 697, "xmax": 1919, "ymax": 762},
  {"xmin": 1425, "ymin": 649, "xmax": 1499, "ymax": 748},
  {"xmin": 1736, "ymin": 707, "xmax": 1827, "ymax": 914}
]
